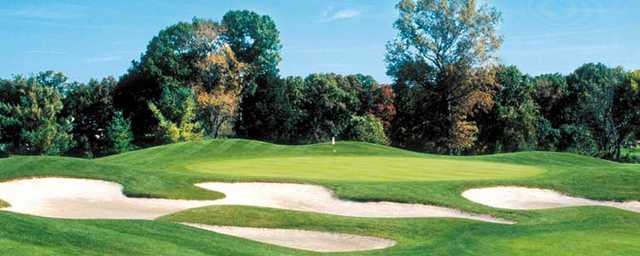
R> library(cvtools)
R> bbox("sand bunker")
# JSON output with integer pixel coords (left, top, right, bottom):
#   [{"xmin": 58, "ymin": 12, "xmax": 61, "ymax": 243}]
[
  {"xmin": 462, "ymin": 186, "xmax": 640, "ymax": 213},
  {"xmin": 183, "ymin": 223, "xmax": 396, "ymax": 252},
  {"xmin": 196, "ymin": 182, "xmax": 512, "ymax": 224},
  {"xmin": 0, "ymin": 178, "xmax": 217, "ymax": 220},
  {"xmin": 0, "ymin": 177, "xmax": 510, "ymax": 224}
]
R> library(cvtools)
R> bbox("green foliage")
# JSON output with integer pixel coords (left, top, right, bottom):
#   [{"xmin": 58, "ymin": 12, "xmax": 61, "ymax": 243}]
[
  {"xmin": 611, "ymin": 70, "xmax": 640, "ymax": 158},
  {"xmin": 222, "ymin": 10, "xmax": 282, "ymax": 77},
  {"xmin": 116, "ymin": 18, "xmax": 240, "ymax": 144},
  {"xmin": 148, "ymin": 87, "xmax": 202, "ymax": 144},
  {"xmin": 386, "ymin": 0, "xmax": 502, "ymax": 153},
  {"xmin": 33, "ymin": 70, "xmax": 70, "ymax": 94},
  {"xmin": 493, "ymin": 66, "xmax": 539, "ymax": 151},
  {"xmin": 532, "ymin": 73, "xmax": 568, "ymax": 150},
  {"xmin": 298, "ymin": 73, "xmax": 360, "ymax": 143},
  {"xmin": 106, "ymin": 111, "xmax": 134, "ymax": 154},
  {"xmin": 565, "ymin": 63, "xmax": 626, "ymax": 157},
  {"xmin": 235, "ymin": 75, "xmax": 305, "ymax": 143},
  {"xmin": 63, "ymin": 77, "xmax": 117, "ymax": 157},
  {"xmin": 344, "ymin": 115, "xmax": 390, "ymax": 145},
  {"xmin": 0, "ymin": 74, "xmax": 74, "ymax": 155},
  {"xmin": 224, "ymin": 10, "xmax": 292, "ymax": 142}
]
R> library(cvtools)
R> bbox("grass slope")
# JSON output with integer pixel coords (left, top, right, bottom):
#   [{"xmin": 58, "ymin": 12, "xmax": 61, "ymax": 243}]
[{"xmin": 0, "ymin": 139, "xmax": 639, "ymax": 255}]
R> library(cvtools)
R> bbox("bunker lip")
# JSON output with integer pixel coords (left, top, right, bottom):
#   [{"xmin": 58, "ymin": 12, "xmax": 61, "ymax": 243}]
[
  {"xmin": 462, "ymin": 186, "xmax": 640, "ymax": 213},
  {"xmin": 0, "ymin": 177, "xmax": 511, "ymax": 224},
  {"xmin": 195, "ymin": 182, "xmax": 513, "ymax": 224},
  {"xmin": 182, "ymin": 223, "xmax": 397, "ymax": 252}
]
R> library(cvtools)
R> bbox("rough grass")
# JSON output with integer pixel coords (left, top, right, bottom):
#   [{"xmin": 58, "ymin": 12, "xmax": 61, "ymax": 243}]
[{"xmin": 0, "ymin": 139, "xmax": 639, "ymax": 255}]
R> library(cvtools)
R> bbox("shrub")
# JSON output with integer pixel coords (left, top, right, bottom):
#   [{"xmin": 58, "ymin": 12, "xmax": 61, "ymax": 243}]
[{"xmin": 344, "ymin": 115, "xmax": 389, "ymax": 145}]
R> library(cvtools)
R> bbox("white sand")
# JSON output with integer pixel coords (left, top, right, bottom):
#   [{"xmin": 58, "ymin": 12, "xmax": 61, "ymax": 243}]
[
  {"xmin": 197, "ymin": 182, "xmax": 512, "ymax": 224},
  {"xmin": 0, "ymin": 177, "xmax": 511, "ymax": 224},
  {"xmin": 182, "ymin": 223, "xmax": 396, "ymax": 252},
  {"xmin": 462, "ymin": 186, "xmax": 640, "ymax": 212},
  {"xmin": 0, "ymin": 178, "xmax": 217, "ymax": 220}
]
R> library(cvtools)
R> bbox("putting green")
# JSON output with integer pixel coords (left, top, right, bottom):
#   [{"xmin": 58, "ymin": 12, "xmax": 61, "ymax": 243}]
[{"xmin": 186, "ymin": 156, "xmax": 542, "ymax": 182}]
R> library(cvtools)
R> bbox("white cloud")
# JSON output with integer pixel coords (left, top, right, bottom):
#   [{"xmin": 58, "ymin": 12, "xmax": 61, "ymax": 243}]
[
  {"xmin": 321, "ymin": 9, "xmax": 361, "ymax": 22},
  {"xmin": 0, "ymin": 4, "xmax": 89, "ymax": 20},
  {"xmin": 84, "ymin": 56, "xmax": 122, "ymax": 64},
  {"xmin": 25, "ymin": 50, "xmax": 66, "ymax": 55}
]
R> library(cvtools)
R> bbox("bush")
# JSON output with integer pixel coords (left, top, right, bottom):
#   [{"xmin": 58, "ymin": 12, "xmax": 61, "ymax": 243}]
[{"xmin": 344, "ymin": 115, "xmax": 389, "ymax": 145}]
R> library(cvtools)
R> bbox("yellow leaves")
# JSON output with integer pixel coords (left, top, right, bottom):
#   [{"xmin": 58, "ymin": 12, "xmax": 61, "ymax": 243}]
[
  {"xmin": 194, "ymin": 85, "xmax": 240, "ymax": 137},
  {"xmin": 450, "ymin": 119, "xmax": 479, "ymax": 152},
  {"xmin": 148, "ymin": 100, "xmax": 202, "ymax": 144},
  {"xmin": 630, "ymin": 70, "xmax": 640, "ymax": 93}
]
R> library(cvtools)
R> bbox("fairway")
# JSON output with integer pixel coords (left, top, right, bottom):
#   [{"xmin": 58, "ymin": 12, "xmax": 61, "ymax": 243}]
[{"xmin": 0, "ymin": 139, "xmax": 639, "ymax": 255}]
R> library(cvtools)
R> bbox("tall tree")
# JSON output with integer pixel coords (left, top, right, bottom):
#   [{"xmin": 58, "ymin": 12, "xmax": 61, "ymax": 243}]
[
  {"xmin": 63, "ymin": 77, "xmax": 117, "ymax": 157},
  {"xmin": 386, "ymin": 0, "xmax": 502, "ymax": 153},
  {"xmin": 222, "ymin": 10, "xmax": 287, "ymax": 140},
  {"xmin": 611, "ymin": 70, "xmax": 640, "ymax": 159},
  {"xmin": 370, "ymin": 84, "xmax": 396, "ymax": 133},
  {"xmin": 532, "ymin": 73, "xmax": 568, "ymax": 150},
  {"xmin": 116, "ymin": 18, "xmax": 244, "ymax": 144},
  {"xmin": 490, "ymin": 66, "xmax": 539, "ymax": 152},
  {"xmin": 565, "ymin": 63, "xmax": 626, "ymax": 157},
  {"xmin": 298, "ymin": 74, "xmax": 359, "ymax": 143},
  {"xmin": 0, "ymin": 74, "xmax": 73, "ymax": 155}
]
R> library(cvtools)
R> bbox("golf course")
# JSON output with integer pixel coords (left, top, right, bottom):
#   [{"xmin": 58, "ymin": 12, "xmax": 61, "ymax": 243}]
[{"xmin": 1, "ymin": 139, "xmax": 639, "ymax": 255}]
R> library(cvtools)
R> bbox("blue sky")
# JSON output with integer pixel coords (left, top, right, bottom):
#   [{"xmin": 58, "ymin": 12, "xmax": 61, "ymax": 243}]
[{"xmin": 0, "ymin": 0, "xmax": 638, "ymax": 84}]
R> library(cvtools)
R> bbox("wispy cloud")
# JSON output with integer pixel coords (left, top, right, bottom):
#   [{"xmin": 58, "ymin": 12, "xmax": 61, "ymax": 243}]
[
  {"xmin": 25, "ymin": 50, "xmax": 66, "ymax": 55},
  {"xmin": 321, "ymin": 9, "xmax": 361, "ymax": 22},
  {"xmin": 0, "ymin": 3, "xmax": 89, "ymax": 20},
  {"xmin": 84, "ymin": 56, "xmax": 122, "ymax": 64}
]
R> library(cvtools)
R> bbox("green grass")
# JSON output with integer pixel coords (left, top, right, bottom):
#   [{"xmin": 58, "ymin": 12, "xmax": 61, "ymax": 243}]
[
  {"xmin": 162, "ymin": 205, "xmax": 640, "ymax": 256},
  {"xmin": 186, "ymin": 156, "xmax": 540, "ymax": 182},
  {"xmin": 623, "ymin": 147, "xmax": 640, "ymax": 157},
  {"xmin": 1, "ymin": 139, "xmax": 639, "ymax": 255}
]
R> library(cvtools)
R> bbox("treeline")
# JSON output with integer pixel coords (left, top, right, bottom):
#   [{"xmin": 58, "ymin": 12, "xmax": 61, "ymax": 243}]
[{"xmin": 1, "ymin": 1, "xmax": 639, "ymax": 161}]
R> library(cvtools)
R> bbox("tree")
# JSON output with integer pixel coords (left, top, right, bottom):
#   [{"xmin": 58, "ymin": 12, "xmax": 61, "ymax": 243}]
[
  {"xmin": 611, "ymin": 70, "xmax": 640, "ymax": 159},
  {"xmin": 532, "ymin": 73, "xmax": 568, "ymax": 150},
  {"xmin": 116, "ymin": 18, "xmax": 244, "ymax": 144},
  {"xmin": 386, "ymin": 0, "xmax": 502, "ymax": 153},
  {"xmin": 344, "ymin": 115, "xmax": 390, "ymax": 145},
  {"xmin": 33, "ymin": 71, "xmax": 70, "ymax": 94},
  {"xmin": 370, "ymin": 84, "xmax": 396, "ymax": 132},
  {"xmin": 106, "ymin": 111, "xmax": 134, "ymax": 154},
  {"xmin": 565, "ymin": 63, "xmax": 626, "ymax": 157},
  {"xmin": 235, "ymin": 75, "xmax": 305, "ymax": 143},
  {"xmin": 223, "ymin": 10, "xmax": 288, "ymax": 140},
  {"xmin": 491, "ymin": 66, "xmax": 539, "ymax": 152},
  {"xmin": 194, "ymin": 44, "xmax": 245, "ymax": 138},
  {"xmin": 148, "ymin": 87, "xmax": 202, "ymax": 144},
  {"xmin": 345, "ymin": 74, "xmax": 378, "ymax": 116},
  {"xmin": 63, "ymin": 77, "xmax": 117, "ymax": 157},
  {"xmin": 222, "ymin": 10, "xmax": 281, "ymax": 79},
  {"xmin": 0, "ymin": 74, "xmax": 73, "ymax": 155},
  {"xmin": 298, "ymin": 74, "xmax": 359, "ymax": 143}
]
